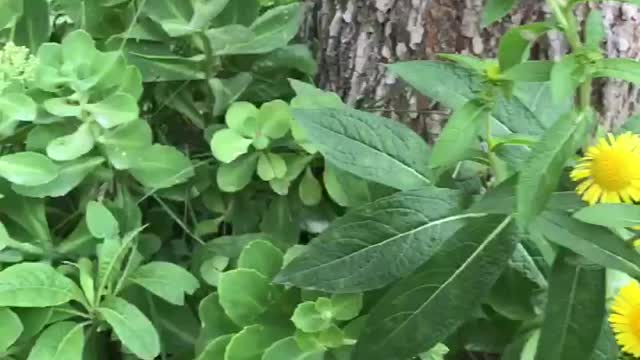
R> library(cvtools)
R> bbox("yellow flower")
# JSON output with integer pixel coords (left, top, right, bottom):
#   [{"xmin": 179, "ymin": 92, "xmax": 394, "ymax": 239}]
[
  {"xmin": 610, "ymin": 281, "xmax": 640, "ymax": 357},
  {"xmin": 571, "ymin": 132, "xmax": 640, "ymax": 205}
]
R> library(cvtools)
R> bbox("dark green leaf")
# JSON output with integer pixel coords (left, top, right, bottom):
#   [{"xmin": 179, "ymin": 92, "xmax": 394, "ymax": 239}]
[
  {"xmin": 482, "ymin": 0, "xmax": 518, "ymax": 26},
  {"xmin": 498, "ymin": 23, "xmax": 551, "ymax": 71},
  {"xmin": 14, "ymin": 0, "xmax": 50, "ymax": 51}
]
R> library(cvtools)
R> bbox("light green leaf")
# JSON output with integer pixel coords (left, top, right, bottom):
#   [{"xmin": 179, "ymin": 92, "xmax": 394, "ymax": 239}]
[
  {"xmin": 0, "ymin": 263, "xmax": 81, "ymax": 307},
  {"xmin": 98, "ymin": 297, "xmax": 160, "ymax": 360},
  {"xmin": 354, "ymin": 216, "xmax": 516, "ymax": 360},
  {"xmin": 291, "ymin": 302, "xmax": 332, "ymax": 333},
  {"xmin": 0, "ymin": 152, "xmax": 59, "ymax": 186},
  {"xmin": 226, "ymin": 101, "xmax": 259, "ymax": 137},
  {"xmin": 190, "ymin": 0, "xmax": 231, "ymax": 30},
  {"xmin": 197, "ymin": 293, "xmax": 238, "ymax": 352},
  {"xmin": 517, "ymin": 112, "xmax": 579, "ymax": 226},
  {"xmin": 129, "ymin": 144, "xmax": 195, "ymax": 188},
  {"xmin": 257, "ymin": 153, "xmax": 287, "ymax": 181},
  {"xmin": 501, "ymin": 61, "xmax": 553, "ymax": 82},
  {"xmin": 218, "ymin": 269, "xmax": 274, "ymax": 326},
  {"xmin": 86, "ymin": 201, "xmax": 119, "ymax": 239},
  {"xmin": 142, "ymin": 0, "xmax": 193, "ymax": 36},
  {"xmin": 96, "ymin": 229, "xmax": 141, "ymax": 297},
  {"xmin": 0, "ymin": 93, "xmax": 37, "ymax": 121},
  {"xmin": 211, "ymin": 73, "xmax": 253, "ymax": 116},
  {"xmin": 42, "ymin": 97, "xmax": 82, "ymax": 117},
  {"xmin": 237, "ymin": 240, "xmax": 284, "ymax": 279},
  {"xmin": 498, "ymin": 23, "xmax": 551, "ymax": 71},
  {"xmin": 129, "ymin": 262, "xmax": 199, "ymax": 305},
  {"xmin": 259, "ymin": 100, "xmax": 291, "ymax": 139},
  {"xmin": 27, "ymin": 321, "xmax": 84, "ymax": 360},
  {"xmin": 299, "ymin": 168, "xmax": 322, "ymax": 206},
  {"xmin": 12, "ymin": 156, "xmax": 104, "ymax": 198},
  {"xmin": 331, "ymin": 293, "xmax": 363, "ymax": 321},
  {"xmin": 0, "ymin": 308, "xmax": 22, "ymax": 352},
  {"xmin": 224, "ymin": 324, "xmax": 289, "ymax": 360},
  {"xmin": 482, "ymin": 0, "xmax": 518, "ymax": 26},
  {"xmin": 61, "ymin": 30, "xmax": 95, "ymax": 69},
  {"xmin": 276, "ymin": 188, "xmax": 469, "ymax": 293},
  {"xmin": 85, "ymin": 93, "xmax": 139, "ymax": 129},
  {"xmin": 574, "ymin": 203, "xmax": 640, "ymax": 228},
  {"xmin": 217, "ymin": 153, "xmax": 258, "ymax": 192},
  {"xmin": 211, "ymin": 129, "xmax": 253, "ymax": 164},
  {"xmin": 292, "ymin": 108, "xmax": 431, "ymax": 190},
  {"xmin": 46, "ymin": 123, "xmax": 95, "ymax": 161},
  {"xmin": 585, "ymin": 9, "xmax": 605, "ymax": 49},
  {"xmin": 535, "ymin": 252, "xmax": 605, "ymax": 360},
  {"xmin": 262, "ymin": 337, "xmax": 324, "ymax": 360},
  {"xmin": 0, "ymin": 0, "xmax": 22, "ymax": 29},
  {"xmin": 594, "ymin": 58, "xmax": 640, "ymax": 84},
  {"xmin": 98, "ymin": 120, "xmax": 152, "ymax": 170},
  {"xmin": 551, "ymin": 55, "xmax": 581, "ymax": 103},
  {"xmin": 197, "ymin": 334, "xmax": 234, "ymax": 360}
]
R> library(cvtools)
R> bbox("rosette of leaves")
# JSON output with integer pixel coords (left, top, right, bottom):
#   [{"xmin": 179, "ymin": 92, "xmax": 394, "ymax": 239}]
[
  {"xmin": 195, "ymin": 238, "xmax": 365, "ymax": 360},
  {"xmin": 0, "ymin": 201, "xmax": 199, "ymax": 359},
  {"xmin": 0, "ymin": 30, "xmax": 194, "ymax": 198}
]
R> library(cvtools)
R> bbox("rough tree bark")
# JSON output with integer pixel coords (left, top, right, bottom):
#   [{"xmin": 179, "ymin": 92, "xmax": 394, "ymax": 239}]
[{"xmin": 301, "ymin": 0, "xmax": 640, "ymax": 141}]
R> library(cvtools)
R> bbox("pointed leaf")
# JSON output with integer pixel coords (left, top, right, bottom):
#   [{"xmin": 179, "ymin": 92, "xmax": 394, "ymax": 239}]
[
  {"xmin": 0, "ymin": 263, "xmax": 81, "ymax": 307},
  {"xmin": 0, "ymin": 152, "xmax": 59, "ymax": 186},
  {"xmin": 129, "ymin": 262, "xmax": 199, "ymax": 305},
  {"xmin": 27, "ymin": 321, "xmax": 84, "ymax": 360}
]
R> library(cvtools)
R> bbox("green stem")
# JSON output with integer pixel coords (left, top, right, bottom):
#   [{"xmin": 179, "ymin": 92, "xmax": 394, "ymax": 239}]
[{"xmin": 199, "ymin": 32, "xmax": 216, "ymax": 123}]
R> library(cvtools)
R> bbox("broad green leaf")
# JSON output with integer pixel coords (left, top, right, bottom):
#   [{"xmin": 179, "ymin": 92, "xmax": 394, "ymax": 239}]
[
  {"xmin": 42, "ymin": 97, "xmax": 82, "ymax": 117},
  {"xmin": 61, "ymin": 30, "xmax": 95, "ymax": 69},
  {"xmin": 551, "ymin": 55, "xmax": 581, "ymax": 102},
  {"xmin": 585, "ymin": 9, "xmax": 605, "ymax": 49},
  {"xmin": 0, "ymin": 93, "xmax": 37, "ymax": 121},
  {"xmin": 218, "ymin": 269, "xmax": 274, "ymax": 326},
  {"xmin": 211, "ymin": 129, "xmax": 253, "ymax": 163},
  {"xmin": 331, "ymin": 293, "xmax": 363, "ymax": 321},
  {"xmin": 12, "ymin": 156, "xmax": 104, "ymax": 198},
  {"xmin": 354, "ymin": 216, "xmax": 517, "ymax": 360},
  {"xmin": 498, "ymin": 23, "xmax": 551, "ymax": 71},
  {"xmin": 257, "ymin": 153, "xmax": 287, "ymax": 181},
  {"xmin": 501, "ymin": 61, "xmax": 553, "ymax": 82},
  {"xmin": 482, "ymin": 0, "xmax": 518, "ymax": 26},
  {"xmin": 190, "ymin": 0, "xmax": 231, "ymax": 30},
  {"xmin": 124, "ymin": 52, "xmax": 205, "ymax": 82},
  {"xmin": 46, "ymin": 123, "xmax": 95, "ymax": 161},
  {"xmin": 516, "ymin": 113, "xmax": 579, "ymax": 226},
  {"xmin": 118, "ymin": 65, "xmax": 144, "ymax": 100},
  {"xmin": 574, "ymin": 203, "xmax": 640, "ymax": 228},
  {"xmin": 237, "ymin": 240, "xmax": 284, "ymax": 279},
  {"xmin": 129, "ymin": 262, "xmax": 199, "ymax": 305},
  {"xmin": 217, "ymin": 153, "xmax": 259, "ymax": 192},
  {"xmin": 211, "ymin": 73, "xmax": 253, "ymax": 116},
  {"xmin": 197, "ymin": 293, "xmax": 238, "ymax": 352},
  {"xmin": 14, "ymin": 0, "xmax": 50, "ymax": 51},
  {"xmin": 224, "ymin": 324, "xmax": 289, "ymax": 360},
  {"xmin": 276, "ymin": 188, "xmax": 471, "ymax": 293},
  {"xmin": 98, "ymin": 297, "xmax": 160, "ymax": 360},
  {"xmin": 0, "ymin": 152, "xmax": 59, "ymax": 186},
  {"xmin": 292, "ymin": 108, "xmax": 431, "ymax": 190},
  {"xmin": 259, "ymin": 100, "xmax": 292, "ymax": 139},
  {"xmin": 225, "ymin": 101, "xmax": 259, "ymax": 137},
  {"xmin": 0, "ymin": 308, "xmax": 22, "ymax": 352},
  {"xmin": 130, "ymin": 144, "xmax": 195, "ymax": 188},
  {"xmin": 85, "ymin": 93, "xmax": 139, "ymax": 129},
  {"xmin": 292, "ymin": 301, "xmax": 332, "ymax": 333},
  {"xmin": 594, "ymin": 58, "xmax": 640, "ymax": 84},
  {"xmin": 15, "ymin": 308, "xmax": 52, "ymax": 341},
  {"xmin": 431, "ymin": 100, "xmax": 488, "ymax": 169},
  {"xmin": 0, "ymin": 0, "xmax": 22, "ymax": 29},
  {"xmin": 86, "ymin": 201, "xmax": 119, "ymax": 239},
  {"xmin": 532, "ymin": 211, "xmax": 640, "ymax": 277},
  {"xmin": 27, "ymin": 321, "xmax": 84, "ymax": 360},
  {"xmin": 299, "ymin": 168, "xmax": 322, "ymax": 206},
  {"xmin": 535, "ymin": 252, "xmax": 605, "ymax": 360},
  {"xmin": 98, "ymin": 120, "xmax": 152, "ymax": 170},
  {"xmin": 262, "ymin": 337, "xmax": 324, "ymax": 360},
  {"xmin": 197, "ymin": 334, "xmax": 234, "ymax": 360},
  {"xmin": 26, "ymin": 123, "xmax": 76, "ymax": 152},
  {"xmin": 211, "ymin": 0, "xmax": 258, "ymax": 26},
  {"xmin": 0, "ymin": 263, "xmax": 81, "ymax": 307}
]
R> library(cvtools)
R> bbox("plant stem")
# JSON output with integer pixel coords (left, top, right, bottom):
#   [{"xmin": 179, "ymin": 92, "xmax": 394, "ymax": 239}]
[{"xmin": 199, "ymin": 32, "xmax": 216, "ymax": 123}]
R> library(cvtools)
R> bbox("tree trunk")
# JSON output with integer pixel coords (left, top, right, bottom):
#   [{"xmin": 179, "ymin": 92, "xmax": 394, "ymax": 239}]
[{"xmin": 301, "ymin": 0, "xmax": 640, "ymax": 140}]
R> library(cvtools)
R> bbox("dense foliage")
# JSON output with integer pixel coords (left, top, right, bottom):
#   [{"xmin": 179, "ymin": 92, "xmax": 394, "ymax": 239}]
[{"xmin": 2, "ymin": 0, "xmax": 640, "ymax": 359}]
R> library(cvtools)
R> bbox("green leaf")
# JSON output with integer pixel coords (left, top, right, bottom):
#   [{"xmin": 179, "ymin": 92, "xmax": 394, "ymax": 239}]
[
  {"xmin": 14, "ymin": 0, "xmax": 50, "ymax": 51},
  {"xmin": 237, "ymin": 240, "xmax": 284, "ymax": 279},
  {"xmin": 12, "ymin": 156, "xmax": 104, "ymax": 198},
  {"xmin": 551, "ymin": 55, "xmax": 581, "ymax": 102},
  {"xmin": 431, "ymin": 100, "xmax": 488, "ymax": 169},
  {"xmin": 197, "ymin": 293, "xmax": 238, "ymax": 352},
  {"xmin": 263, "ymin": 337, "xmax": 324, "ymax": 360},
  {"xmin": 299, "ymin": 168, "xmax": 322, "ymax": 206},
  {"xmin": 573, "ymin": 203, "xmax": 640, "ymax": 228},
  {"xmin": 0, "ymin": 93, "xmax": 37, "ymax": 121},
  {"xmin": 516, "ymin": 112, "xmax": 579, "ymax": 226},
  {"xmin": 257, "ymin": 153, "xmax": 287, "ymax": 181},
  {"xmin": 591, "ymin": 321, "xmax": 619, "ymax": 360},
  {"xmin": 98, "ymin": 297, "xmax": 160, "ymax": 360},
  {"xmin": 0, "ymin": 263, "xmax": 81, "ymax": 307},
  {"xmin": 197, "ymin": 334, "xmax": 235, "ymax": 360},
  {"xmin": 211, "ymin": 73, "xmax": 253, "ymax": 116},
  {"xmin": 86, "ymin": 201, "xmax": 119, "ymax": 239},
  {"xmin": 211, "ymin": 129, "xmax": 253, "ymax": 164},
  {"xmin": 27, "ymin": 321, "xmax": 84, "ymax": 360},
  {"xmin": 534, "ymin": 252, "xmax": 605, "ymax": 360},
  {"xmin": 225, "ymin": 324, "xmax": 289, "ymax": 360},
  {"xmin": 42, "ymin": 97, "xmax": 82, "ymax": 117},
  {"xmin": 482, "ymin": 0, "xmax": 518, "ymax": 26},
  {"xmin": 419, "ymin": 344, "xmax": 450, "ymax": 360},
  {"xmin": 218, "ymin": 269, "xmax": 274, "ymax": 326},
  {"xmin": 142, "ymin": 0, "xmax": 193, "ymax": 36},
  {"xmin": 292, "ymin": 301, "xmax": 332, "ymax": 333},
  {"xmin": 331, "ymin": 293, "xmax": 363, "ymax": 321},
  {"xmin": 0, "ymin": 308, "xmax": 22, "ymax": 352},
  {"xmin": 501, "ymin": 61, "xmax": 553, "ymax": 82},
  {"xmin": 276, "ymin": 188, "xmax": 471, "ymax": 293},
  {"xmin": 355, "ymin": 216, "xmax": 516, "ymax": 360},
  {"xmin": 130, "ymin": 144, "xmax": 195, "ymax": 188},
  {"xmin": 226, "ymin": 101, "xmax": 259, "ymax": 137},
  {"xmin": 259, "ymin": 100, "xmax": 292, "ymax": 139},
  {"xmin": 98, "ymin": 120, "xmax": 152, "ymax": 170},
  {"xmin": 128, "ymin": 262, "xmax": 199, "ymax": 305},
  {"xmin": 61, "ymin": 30, "xmax": 95, "ymax": 69},
  {"xmin": 85, "ymin": 93, "xmax": 139, "ymax": 129},
  {"xmin": 46, "ymin": 123, "xmax": 95, "ymax": 161},
  {"xmin": 594, "ymin": 58, "xmax": 640, "ymax": 84},
  {"xmin": 217, "ymin": 153, "xmax": 258, "ymax": 192},
  {"xmin": 533, "ymin": 211, "xmax": 640, "ymax": 277},
  {"xmin": 0, "ymin": 0, "xmax": 22, "ymax": 29},
  {"xmin": 96, "ymin": 229, "xmax": 142, "ymax": 297},
  {"xmin": 190, "ymin": 0, "xmax": 231, "ymax": 30},
  {"xmin": 498, "ymin": 23, "xmax": 551, "ymax": 71},
  {"xmin": 585, "ymin": 9, "xmax": 605, "ymax": 49},
  {"xmin": 0, "ymin": 152, "xmax": 59, "ymax": 186},
  {"xmin": 292, "ymin": 108, "xmax": 431, "ymax": 190}
]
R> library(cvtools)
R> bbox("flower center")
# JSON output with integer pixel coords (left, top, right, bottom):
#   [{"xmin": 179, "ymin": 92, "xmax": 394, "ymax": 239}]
[{"xmin": 591, "ymin": 148, "xmax": 639, "ymax": 191}]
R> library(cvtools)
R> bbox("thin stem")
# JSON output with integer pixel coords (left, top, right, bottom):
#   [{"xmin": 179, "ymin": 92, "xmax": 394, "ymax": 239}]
[{"xmin": 199, "ymin": 32, "xmax": 216, "ymax": 123}]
